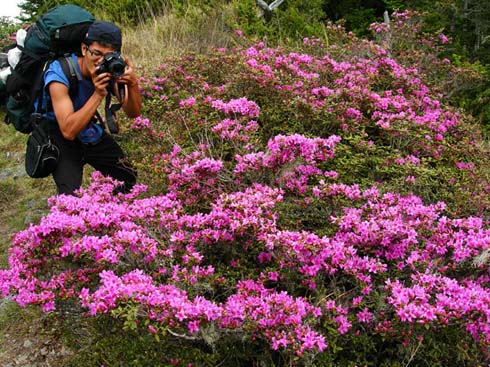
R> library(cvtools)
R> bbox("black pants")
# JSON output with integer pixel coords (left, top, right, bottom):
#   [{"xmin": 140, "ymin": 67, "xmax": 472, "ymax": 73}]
[{"xmin": 51, "ymin": 131, "xmax": 136, "ymax": 195}]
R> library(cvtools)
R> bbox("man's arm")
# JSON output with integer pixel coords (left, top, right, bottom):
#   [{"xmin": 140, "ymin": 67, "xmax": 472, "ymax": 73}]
[{"xmin": 49, "ymin": 72, "xmax": 110, "ymax": 141}]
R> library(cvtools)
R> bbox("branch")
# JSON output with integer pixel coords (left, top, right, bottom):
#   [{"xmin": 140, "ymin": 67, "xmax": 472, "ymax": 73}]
[
  {"xmin": 269, "ymin": 0, "xmax": 286, "ymax": 10},
  {"xmin": 383, "ymin": 10, "xmax": 390, "ymax": 25},
  {"xmin": 256, "ymin": 0, "xmax": 272, "ymax": 12},
  {"xmin": 256, "ymin": 0, "xmax": 285, "ymax": 15},
  {"xmin": 167, "ymin": 329, "xmax": 198, "ymax": 340}
]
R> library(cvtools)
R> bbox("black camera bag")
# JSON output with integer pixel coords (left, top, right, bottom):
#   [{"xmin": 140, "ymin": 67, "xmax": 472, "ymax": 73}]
[{"xmin": 25, "ymin": 117, "xmax": 59, "ymax": 178}]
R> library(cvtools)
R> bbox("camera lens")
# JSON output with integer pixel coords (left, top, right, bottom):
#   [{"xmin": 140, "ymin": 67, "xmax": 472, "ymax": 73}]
[
  {"xmin": 97, "ymin": 53, "xmax": 126, "ymax": 77},
  {"xmin": 109, "ymin": 62, "xmax": 125, "ymax": 77}
]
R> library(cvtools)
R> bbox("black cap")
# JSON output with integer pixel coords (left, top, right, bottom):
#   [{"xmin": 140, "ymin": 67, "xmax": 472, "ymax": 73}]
[{"xmin": 85, "ymin": 21, "xmax": 122, "ymax": 50}]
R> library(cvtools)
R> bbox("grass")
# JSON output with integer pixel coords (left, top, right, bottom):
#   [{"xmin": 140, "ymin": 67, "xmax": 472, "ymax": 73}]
[
  {"xmin": 0, "ymin": 116, "xmax": 59, "ymax": 363},
  {"xmin": 0, "ymin": 118, "xmax": 56, "ymax": 265},
  {"xmin": 121, "ymin": 3, "xmax": 234, "ymax": 71}
]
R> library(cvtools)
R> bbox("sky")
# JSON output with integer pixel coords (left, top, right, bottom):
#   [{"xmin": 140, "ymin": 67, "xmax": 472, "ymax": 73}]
[{"xmin": 1, "ymin": 0, "xmax": 23, "ymax": 20}]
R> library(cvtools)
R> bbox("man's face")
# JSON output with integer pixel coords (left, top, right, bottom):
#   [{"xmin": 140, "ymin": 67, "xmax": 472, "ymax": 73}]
[{"xmin": 82, "ymin": 41, "xmax": 117, "ymax": 74}]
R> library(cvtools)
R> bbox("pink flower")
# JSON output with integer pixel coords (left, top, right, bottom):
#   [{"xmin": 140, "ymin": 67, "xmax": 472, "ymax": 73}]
[
  {"xmin": 357, "ymin": 308, "xmax": 373, "ymax": 323},
  {"xmin": 133, "ymin": 117, "xmax": 150, "ymax": 130},
  {"xmin": 179, "ymin": 97, "xmax": 197, "ymax": 108}
]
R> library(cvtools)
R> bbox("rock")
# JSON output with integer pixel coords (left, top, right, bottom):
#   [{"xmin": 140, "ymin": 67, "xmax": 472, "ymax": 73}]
[
  {"xmin": 5, "ymin": 152, "xmax": 23, "ymax": 161},
  {"xmin": 0, "ymin": 164, "xmax": 26, "ymax": 180},
  {"xmin": 23, "ymin": 339, "xmax": 33, "ymax": 348},
  {"xmin": 15, "ymin": 353, "xmax": 28, "ymax": 363}
]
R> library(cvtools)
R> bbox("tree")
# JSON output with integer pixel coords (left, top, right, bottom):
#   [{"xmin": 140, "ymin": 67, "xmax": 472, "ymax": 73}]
[
  {"xmin": 18, "ymin": 0, "xmax": 62, "ymax": 22},
  {"xmin": 322, "ymin": 0, "xmax": 386, "ymax": 36}
]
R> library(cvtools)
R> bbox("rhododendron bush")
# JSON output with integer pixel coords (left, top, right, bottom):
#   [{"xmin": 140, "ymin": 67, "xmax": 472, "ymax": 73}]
[{"xmin": 2, "ymin": 14, "xmax": 490, "ymax": 366}]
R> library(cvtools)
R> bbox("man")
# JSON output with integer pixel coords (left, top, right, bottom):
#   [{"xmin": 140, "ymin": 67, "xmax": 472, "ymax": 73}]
[{"xmin": 43, "ymin": 20, "xmax": 141, "ymax": 194}]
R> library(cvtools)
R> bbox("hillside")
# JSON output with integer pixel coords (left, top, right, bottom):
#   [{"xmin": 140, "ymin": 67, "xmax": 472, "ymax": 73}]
[{"xmin": 1, "ymin": 6, "xmax": 490, "ymax": 367}]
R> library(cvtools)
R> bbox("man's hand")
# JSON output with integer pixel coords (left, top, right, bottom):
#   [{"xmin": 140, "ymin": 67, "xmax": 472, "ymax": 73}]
[
  {"xmin": 91, "ymin": 67, "xmax": 111, "ymax": 97},
  {"xmin": 115, "ymin": 57, "xmax": 142, "ymax": 118},
  {"xmin": 115, "ymin": 58, "xmax": 138, "ymax": 88}
]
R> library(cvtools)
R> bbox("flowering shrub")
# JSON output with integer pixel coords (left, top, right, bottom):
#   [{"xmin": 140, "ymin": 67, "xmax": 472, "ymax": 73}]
[
  {"xmin": 2, "ymin": 170, "xmax": 490, "ymax": 364},
  {"xmin": 133, "ymin": 28, "xmax": 488, "ymax": 217},
  {"xmin": 369, "ymin": 10, "xmax": 490, "ymax": 134},
  {"xmin": 2, "ymin": 15, "xmax": 490, "ymax": 367}
]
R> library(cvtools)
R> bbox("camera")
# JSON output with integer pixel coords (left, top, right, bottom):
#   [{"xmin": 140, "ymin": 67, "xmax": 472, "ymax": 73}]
[{"xmin": 96, "ymin": 52, "xmax": 126, "ymax": 78}]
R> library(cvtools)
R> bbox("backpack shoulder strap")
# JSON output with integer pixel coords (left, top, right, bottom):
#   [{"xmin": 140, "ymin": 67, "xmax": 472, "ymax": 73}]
[{"xmin": 59, "ymin": 55, "xmax": 81, "ymax": 97}]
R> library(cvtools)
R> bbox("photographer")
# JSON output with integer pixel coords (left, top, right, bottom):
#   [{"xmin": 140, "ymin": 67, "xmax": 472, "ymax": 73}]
[{"xmin": 43, "ymin": 21, "xmax": 141, "ymax": 194}]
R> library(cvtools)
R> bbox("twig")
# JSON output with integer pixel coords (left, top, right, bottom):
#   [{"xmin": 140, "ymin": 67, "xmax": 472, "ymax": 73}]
[{"xmin": 404, "ymin": 337, "xmax": 423, "ymax": 367}]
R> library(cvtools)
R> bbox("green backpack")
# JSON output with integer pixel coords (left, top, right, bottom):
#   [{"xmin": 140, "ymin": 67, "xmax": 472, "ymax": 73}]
[{"xmin": 5, "ymin": 4, "xmax": 95, "ymax": 133}]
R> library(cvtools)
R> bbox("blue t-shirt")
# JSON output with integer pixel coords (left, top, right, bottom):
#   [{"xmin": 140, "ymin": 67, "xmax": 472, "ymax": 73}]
[{"xmin": 42, "ymin": 53, "xmax": 104, "ymax": 144}]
